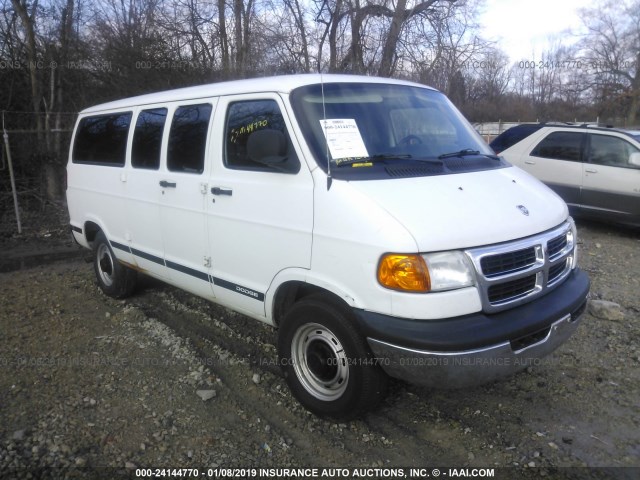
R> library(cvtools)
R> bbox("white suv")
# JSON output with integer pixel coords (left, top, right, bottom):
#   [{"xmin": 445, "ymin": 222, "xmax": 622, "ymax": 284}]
[{"xmin": 496, "ymin": 124, "xmax": 640, "ymax": 227}]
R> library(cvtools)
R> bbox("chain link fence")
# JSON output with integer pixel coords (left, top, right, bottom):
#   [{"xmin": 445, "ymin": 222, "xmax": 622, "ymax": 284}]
[{"xmin": 1, "ymin": 111, "xmax": 76, "ymax": 235}]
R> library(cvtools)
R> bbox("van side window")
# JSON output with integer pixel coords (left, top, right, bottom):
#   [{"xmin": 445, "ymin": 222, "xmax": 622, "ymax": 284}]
[
  {"xmin": 167, "ymin": 104, "xmax": 212, "ymax": 174},
  {"xmin": 531, "ymin": 131, "xmax": 583, "ymax": 162},
  {"xmin": 132, "ymin": 108, "xmax": 167, "ymax": 170},
  {"xmin": 225, "ymin": 100, "xmax": 299, "ymax": 173},
  {"xmin": 72, "ymin": 112, "xmax": 132, "ymax": 166}
]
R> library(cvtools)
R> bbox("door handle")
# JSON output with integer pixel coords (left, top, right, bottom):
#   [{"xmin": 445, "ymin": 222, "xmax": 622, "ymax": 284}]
[
  {"xmin": 585, "ymin": 168, "xmax": 598, "ymax": 173},
  {"xmin": 159, "ymin": 180, "xmax": 177, "ymax": 188},
  {"xmin": 524, "ymin": 160, "xmax": 536, "ymax": 165},
  {"xmin": 211, "ymin": 187, "xmax": 233, "ymax": 196}
]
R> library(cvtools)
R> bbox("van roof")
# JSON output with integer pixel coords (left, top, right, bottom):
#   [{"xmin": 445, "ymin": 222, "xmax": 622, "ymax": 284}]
[{"xmin": 80, "ymin": 74, "xmax": 433, "ymax": 114}]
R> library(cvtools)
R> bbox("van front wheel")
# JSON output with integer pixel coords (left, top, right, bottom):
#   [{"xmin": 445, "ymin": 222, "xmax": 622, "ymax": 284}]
[
  {"xmin": 278, "ymin": 295, "xmax": 387, "ymax": 419},
  {"xmin": 93, "ymin": 231, "xmax": 137, "ymax": 299}
]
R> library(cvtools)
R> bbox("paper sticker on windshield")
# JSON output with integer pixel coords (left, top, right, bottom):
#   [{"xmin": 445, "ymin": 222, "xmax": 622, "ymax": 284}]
[{"xmin": 320, "ymin": 119, "xmax": 369, "ymax": 161}]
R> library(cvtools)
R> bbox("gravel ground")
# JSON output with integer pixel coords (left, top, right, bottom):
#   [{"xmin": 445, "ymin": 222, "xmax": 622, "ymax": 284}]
[{"xmin": 0, "ymin": 213, "xmax": 639, "ymax": 480}]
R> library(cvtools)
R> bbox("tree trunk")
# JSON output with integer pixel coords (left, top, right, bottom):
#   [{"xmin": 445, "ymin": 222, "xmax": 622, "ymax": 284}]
[
  {"xmin": 242, "ymin": 0, "xmax": 254, "ymax": 75},
  {"xmin": 11, "ymin": 0, "xmax": 43, "ymax": 143},
  {"xmin": 49, "ymin": 0, "xmax": 75, "ymax": 201},
  {"xmin": 347, "ymin": 0, "xmax": 364, "ymax": 73},
  {"xmin": 378, "ymin": 0, "xmax": 408, "ymax": 77},
  {"xmin": 627, "ymin": 52, "xmax": 640, "ymax": 125},
  {"xmin": 218, "ymin": 0, "xmax": 230, "ymax": 75},
  {"xmin": 233, "ymin": 0, "xmax": 243, "ymax": 73},
  {"xmin": 328, "ymin": 0, "xmax": 343, "ymax": 72},
  {"xmin": 627, "ymin": 86, "xmax": 639, "ymax": 126},
  {"xmin": 285, "ymin": 0, "xmax": 310, "ymax": 72}
]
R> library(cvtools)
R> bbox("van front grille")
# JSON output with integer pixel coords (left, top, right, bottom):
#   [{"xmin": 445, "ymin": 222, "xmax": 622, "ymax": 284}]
[
  {"xmin": 466, "ymin": 221, "xmax": 575, "ymax": 313},
  {"xmin": 548, "ymin": 259, "xmax": 568, "ymax": 284},
  {"xmin": 488, "ymin": 275, "xmax": 537, "ymax": 304},
  {"xmin": 480, "ymin": 247, "xmax": 537, "ymax": 278},
  {"xmin": 547, "ymin": 234, "xmax": 568, "ymax": 259}
]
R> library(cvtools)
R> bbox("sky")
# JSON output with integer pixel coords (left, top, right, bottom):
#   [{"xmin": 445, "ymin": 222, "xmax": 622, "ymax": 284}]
[{"xmin": 478, "ymin": 0, "xmax": 586, "ymax": 62}]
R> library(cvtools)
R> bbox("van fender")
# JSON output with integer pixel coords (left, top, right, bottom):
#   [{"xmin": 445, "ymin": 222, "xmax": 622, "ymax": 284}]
[
  {"xmin": 266, "ymin": 268, "xmax": 368, "ymax": 325},
  {"xmin": 80, "ymin": 215, "xmax": 135, "ymax": 265},
  {"xmin": 71, "ymin": 225, "xmax": 91, "ymax": 249},
  {"xmin": 79, "ymin": 214, "xmax": 110, "ymax": 248}
]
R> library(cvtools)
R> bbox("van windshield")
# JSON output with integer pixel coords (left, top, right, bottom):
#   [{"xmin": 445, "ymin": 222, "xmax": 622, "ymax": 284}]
[{"xmin": 290, "ymin": 82, "xmax": 503, "ymax": 180}]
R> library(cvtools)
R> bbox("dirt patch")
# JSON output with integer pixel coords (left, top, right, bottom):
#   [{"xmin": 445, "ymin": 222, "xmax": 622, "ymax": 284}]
[
  {"xmin": 0, "ymin": 214, "xmax": 639, "ymax": 479},
  {"xmin": 0, "ymin": 201, "xmax": 84, "ymax": 272}
]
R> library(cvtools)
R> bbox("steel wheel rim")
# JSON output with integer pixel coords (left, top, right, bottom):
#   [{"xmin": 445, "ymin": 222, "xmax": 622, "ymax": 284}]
[
  {"xmin": 291, "ymin": 323, "xmax": 349, "ymax": 401},
  {"xmin": 97, "ymin": 244, "xmax": 115, "ymax": 287}
]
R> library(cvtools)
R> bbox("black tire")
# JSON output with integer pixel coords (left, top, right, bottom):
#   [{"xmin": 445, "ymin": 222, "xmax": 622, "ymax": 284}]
[
  {"xmin": 278, "ymin": 294, "xmax": 388, "ymax": 419},
  {"xmin": 93, "ymin": 231, "xmax": 137, "ymax": 299}
]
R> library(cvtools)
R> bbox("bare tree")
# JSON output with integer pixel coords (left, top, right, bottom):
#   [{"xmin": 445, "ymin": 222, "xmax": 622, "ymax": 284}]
[
  {"xmin": 218, "ymin": 0, "xmax": 230, "ymax": 74},
  {"xmin": 314, "ymin": 0, "xmax": 346, "ymax": 71},
  {"xmin": 579, "ymin": 0, "xmax": 640, "ymax": 125},
  {"xmin": 257, "ymin": 0, "xmax": 312, "ymax": 73},
  {"xmin": 314, "ymin": 0, "xmax": 475, "ymax": 76},
  {"xmin": 284, "ymin": 0, "xmax": 312, "ymax": 72},
  {"xmin": 407, "ymin": 0, "xmax": 488, "ymax": 95},
  {"xmin": 231, "ymin": 0, "xmax": 255, "ymax": 76},
  {"xmin": 0, "ymin": 0, "xmax": 515, "ymax": 202},
  {"xmin": 10, "ymin": 0, "xmax": 43, "ymax": 139},
  {"xmin": 465, "ymin": 48, "xmax": 510, "ymax": 104}
]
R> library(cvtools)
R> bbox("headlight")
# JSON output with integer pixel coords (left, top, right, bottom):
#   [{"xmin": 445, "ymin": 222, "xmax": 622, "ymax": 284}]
[
  {"xmin": 422, "ymin": 251, "xmax": 475, "ymax": 291},
  {"xmin": 377, "ymin": 251, "xmax": 475, "ymax": 293},
  {"xmin": 569, "ymin": 217, "xmax": 578, "ymax": 269},
  {"xmin": 377, "ymin": 254, "xmax": 430, "ymax": 292}
]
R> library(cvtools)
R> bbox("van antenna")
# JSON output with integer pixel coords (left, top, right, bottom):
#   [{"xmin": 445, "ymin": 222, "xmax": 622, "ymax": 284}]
[{"xmin": 320, "ymin": 72, "xmax": 332, "ymax": 190}]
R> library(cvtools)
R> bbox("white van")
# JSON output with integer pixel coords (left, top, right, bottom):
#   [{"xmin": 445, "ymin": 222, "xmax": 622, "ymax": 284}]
[{"xmin": 66, "ymin": 74, "xmax": 590, "ymax": 418}]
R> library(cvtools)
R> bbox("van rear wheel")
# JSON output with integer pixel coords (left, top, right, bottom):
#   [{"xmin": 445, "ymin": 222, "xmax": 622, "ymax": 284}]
[
  {"xmin": 278, "ymin": 294, "xmax": 388, "ymax": 419},
  {"xmin": 93, "ymin": 231, "xmax": 137, "ymax": 299}
]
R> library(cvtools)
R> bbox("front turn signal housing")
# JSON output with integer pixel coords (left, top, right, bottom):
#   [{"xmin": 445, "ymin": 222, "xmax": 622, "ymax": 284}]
[{"xmin": 377, "ymin": 254, "xmax": 431, "ymax": 292}]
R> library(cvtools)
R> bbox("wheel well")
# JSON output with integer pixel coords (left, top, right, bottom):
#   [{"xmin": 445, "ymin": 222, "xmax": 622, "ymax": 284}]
[
  {"xmin": 84, "ymin": 221, "xmax": 101, "ymax": 245},
  {"xmin": 272, "ymin": 281, "xmax": 351, "ymax": 327}
]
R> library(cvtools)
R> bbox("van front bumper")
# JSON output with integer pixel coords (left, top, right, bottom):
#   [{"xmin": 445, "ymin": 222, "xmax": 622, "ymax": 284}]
[{"xmin": 352, "ymin": 268, "xmax": 590, "ymax": 388}]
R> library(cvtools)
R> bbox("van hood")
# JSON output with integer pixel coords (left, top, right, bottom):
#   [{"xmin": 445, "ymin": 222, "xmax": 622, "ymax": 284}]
[{"xmin": 349, "ymin": 166, "xmax": 568, "ymax": 252}]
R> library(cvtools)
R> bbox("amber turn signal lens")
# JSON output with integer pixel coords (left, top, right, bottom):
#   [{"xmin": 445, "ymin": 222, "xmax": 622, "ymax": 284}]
[{"xmin": 377, "ymin": 254, "xmax": 431, "ymax": 292}]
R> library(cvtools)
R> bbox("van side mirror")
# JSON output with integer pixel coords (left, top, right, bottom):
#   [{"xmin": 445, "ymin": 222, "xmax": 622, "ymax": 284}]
[
  {"xmin": 247, "ymin": 129, "xmax": 297, "ymax": 173},
  {"xmin": 630, "ymin": 152, "xmax": 640, "ymax": 167}
]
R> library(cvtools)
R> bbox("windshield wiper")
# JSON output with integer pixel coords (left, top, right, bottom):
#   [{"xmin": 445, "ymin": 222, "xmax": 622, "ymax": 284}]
[
  {"xmin": 437, "ymin": 149, "xmax": 501, "ymax": 160},
  {"xmin": 332, "ymin": 153, "xmax": 412, "ymax": 167}
]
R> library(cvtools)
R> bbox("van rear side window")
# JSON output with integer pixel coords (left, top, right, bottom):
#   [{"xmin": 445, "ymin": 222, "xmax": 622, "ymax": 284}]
[
  {"xmin": 132, "ymin": 108, "xmax": 167, "ymax": 170},
  {"xmin": 167, "ymin": 104, "xmax": 212, "ymax": 174},
  {"xmin": 72, "ymin": 112, "xmax": 132, "ymax": 166}
]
